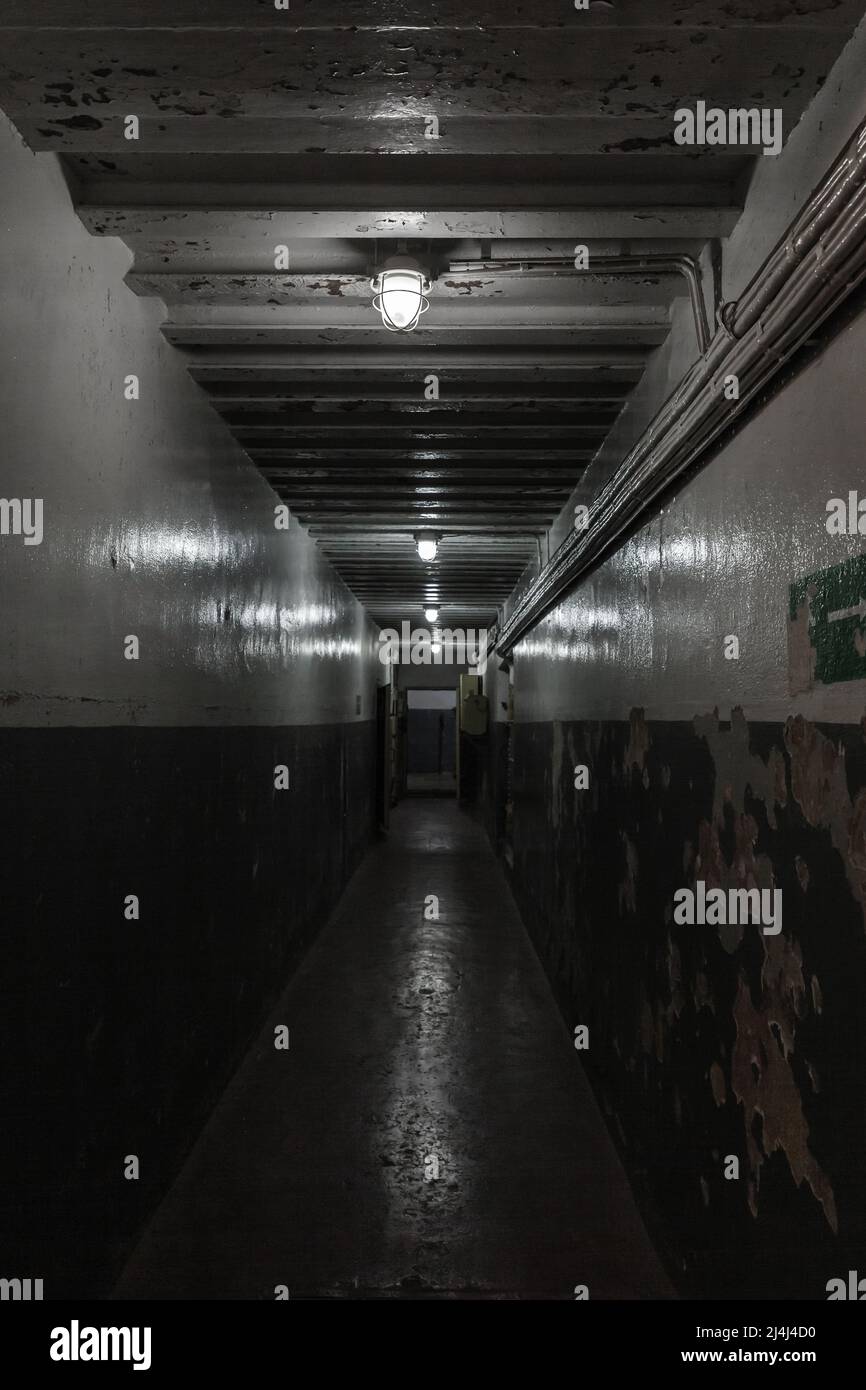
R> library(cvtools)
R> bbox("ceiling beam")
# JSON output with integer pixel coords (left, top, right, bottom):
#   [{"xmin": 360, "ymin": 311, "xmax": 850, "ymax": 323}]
[
  {"xmin": 223, "ymin": 410, "xmax": 617, "ymax": 432},
  {"xmin": 165, "ymin": 326, "xmax": 668, "ymax": 350},
  {"xmin": 125, "ymin": 269, "xmax": 687, "ymax": 311},
  {"xmin": 183, "ymin": 347, "xmax": 651, "ymax": 370},
  {"xmin": 319, "ymin": 541, "xmax": 536, "ymax": 553},
  {"xmin": 203, "ymin": 382, "xmax": 635, "ymax": 404},
  {"xmin": 251, "ymin": 449, "xmax": 595, "ymax": 464},
  {"xmin": 243, "ymin": 433, "xmax": 602, "ymax": 450},
  {"xmin": 259, "ymin": 470, "xmax": 583, "ymax": 483},
  {"xmin": 80, "ymin": 204, "xmax": 739, "ymax": 242},
  {"xmin": 303, "ymin": 518, "xmax": 547, "ymax": 530},
  {"xmin": 291, "ymin": 509, "xmax": 557, "ymax": 522},
  {"xmin": 7, "ymin": 115, "xmax": 750, "ymax": 158},
  {"xmin": 0, "ymin": 27, "xmax": 836, "ymax": 122}
]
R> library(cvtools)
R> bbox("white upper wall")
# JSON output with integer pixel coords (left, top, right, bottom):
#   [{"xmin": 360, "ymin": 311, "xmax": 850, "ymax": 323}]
[
  {"xmin": 514, "ymin": 15, "xmax": 866, "ymax": 726},
  {"xmin": 0, "ymin": 113, "xmax": 379, "ymax": 727}
]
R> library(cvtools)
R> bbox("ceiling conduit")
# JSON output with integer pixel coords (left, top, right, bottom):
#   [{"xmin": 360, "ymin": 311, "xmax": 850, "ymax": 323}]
[
  {"xmin": 449, "ymin": 254, "xmax": 712, "ymax": 356},
  {"xmin": 494, "ymin": 116, "xmax": 866, "ymax": 658}
]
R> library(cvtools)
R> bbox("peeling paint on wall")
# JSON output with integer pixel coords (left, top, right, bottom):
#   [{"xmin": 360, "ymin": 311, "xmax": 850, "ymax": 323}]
[
  {"xmin": 786, "ymin": 714, "xmax": 866, "ymax": 928},
  {"xmin": 502, "ymin": 705, "xmax": 866, "ymax": 1297}
]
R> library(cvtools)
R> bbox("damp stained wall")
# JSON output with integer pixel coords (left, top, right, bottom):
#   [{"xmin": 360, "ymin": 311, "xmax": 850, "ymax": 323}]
[
  {"xmin": 492, "ymin": 22, "xmax": 866, "ymax": 1299},
  {"xmin": 0, "ymin": 110, "xmax": 380, "ymax": 1296}
]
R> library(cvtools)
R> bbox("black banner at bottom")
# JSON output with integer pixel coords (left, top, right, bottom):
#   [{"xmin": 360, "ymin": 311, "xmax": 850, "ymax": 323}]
[{"xmin": 0, "ymin": 1299, "xmax": 859, "ymax": 1377}]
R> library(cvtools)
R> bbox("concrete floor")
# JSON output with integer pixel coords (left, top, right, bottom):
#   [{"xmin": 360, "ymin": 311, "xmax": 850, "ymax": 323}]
[
  {"xmin": 406, "ymin": 771, "xmax": 457, "ymax": 794},
  {"xmin": 114, "ymin": 799, "xmax": 673, "ymax": 1300}
]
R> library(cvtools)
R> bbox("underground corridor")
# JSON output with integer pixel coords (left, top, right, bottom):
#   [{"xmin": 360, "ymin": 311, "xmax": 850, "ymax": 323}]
[{"xmin": 3, "ymin": 0, "xmax": 866, "ymax": 1326}]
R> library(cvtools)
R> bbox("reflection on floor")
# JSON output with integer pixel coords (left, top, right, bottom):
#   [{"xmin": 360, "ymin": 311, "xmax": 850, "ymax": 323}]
[
  {"xmin": 406, "ymin": 771, "xmax": 457, "ymax": 795},
  {"xmin": 115, "ymin": 799, "xmax": 673, "ymax": 1300}
]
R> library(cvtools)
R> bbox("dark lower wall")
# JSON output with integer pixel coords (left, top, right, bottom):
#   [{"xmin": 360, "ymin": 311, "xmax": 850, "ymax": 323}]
[
  {"xmin": 488, "ymin": 250, "xmax": 866, "ymax": 1299},
  {"xmin": 0, "ymin": 721, "xmax": 375, "ymax": 1298},
  {"xmin": 500, "ymin": 709, "xmax": 866, "ymax": 1300},
  {"xmin": 469, "ymin": 721, "xmax": 510, "ymax": 851}
]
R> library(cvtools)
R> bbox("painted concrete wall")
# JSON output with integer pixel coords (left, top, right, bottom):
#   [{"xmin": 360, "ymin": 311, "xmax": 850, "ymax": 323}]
[
  {"xmin": 0, "ymin": 115, "xmax": 378, "ymax": 729},
  {"xmin": 517, "ymin": 306, "xmax": 866, "ymax": 728},
  {"xmin": 0, "ymin": 111, "xmax": 380, "ymax": 1296},
  {"xmin": 483, "ymin": 21, "xmax": 866, "ymax": 1299}
]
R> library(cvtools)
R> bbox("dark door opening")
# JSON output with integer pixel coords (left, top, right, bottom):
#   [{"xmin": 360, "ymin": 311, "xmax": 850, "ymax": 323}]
[{"xmin": 406, "ymin": 688, "xmax": 457, "ymax": 796}]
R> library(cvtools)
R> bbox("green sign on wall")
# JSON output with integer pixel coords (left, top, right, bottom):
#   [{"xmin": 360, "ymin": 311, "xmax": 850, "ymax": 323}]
[{"xmin": 789, "ymin": 554, "xmax": 866, "ymax": 687}]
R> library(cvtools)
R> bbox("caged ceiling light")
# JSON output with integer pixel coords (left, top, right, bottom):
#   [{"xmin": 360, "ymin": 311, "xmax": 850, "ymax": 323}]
[
  {"xmin": 371, "ymin": 255, "xmax": 431, "ymax": 333},
  {"xmin": 414, "ymin": 530, "xmax": 441, "ymax": 562}
]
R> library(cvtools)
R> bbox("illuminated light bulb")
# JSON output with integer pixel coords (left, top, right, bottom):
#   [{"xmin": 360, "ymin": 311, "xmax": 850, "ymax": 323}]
[
  {"xmin": 415, "ymin": 530, "xmax": 440, "ymax": 562},
  {"xmin": 424, "ymin": 607, "xmax": 439, "ymax": 623},
  {"xmin": 370, "ymin": 255, "xmax": 431, "ymax": 333}
]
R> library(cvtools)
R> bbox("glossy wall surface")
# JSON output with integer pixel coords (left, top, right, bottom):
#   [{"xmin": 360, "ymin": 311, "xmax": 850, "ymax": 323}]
[
  {"xmin": 500, "ymin": 248, "xmax": 866, "ymax": 1303},
  {"xmin": 0, "ymin": 111, "xmax": 380, "ymax": 1295}
]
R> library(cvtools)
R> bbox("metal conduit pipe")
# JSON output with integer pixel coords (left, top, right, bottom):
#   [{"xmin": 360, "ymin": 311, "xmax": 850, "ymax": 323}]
[
  {"xmin": 448, "ymin": 254, "xmax": 712, "ymax": 355},
  {"xmin": 495, "ymin": 117, "xmax": 866, "ymax": 657}
]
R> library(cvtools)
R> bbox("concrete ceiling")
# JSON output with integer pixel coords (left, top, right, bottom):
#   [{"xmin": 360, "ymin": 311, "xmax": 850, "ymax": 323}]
[{"xmin": 0, "ymin": 0, "xmax": 862, "ymax": 629}]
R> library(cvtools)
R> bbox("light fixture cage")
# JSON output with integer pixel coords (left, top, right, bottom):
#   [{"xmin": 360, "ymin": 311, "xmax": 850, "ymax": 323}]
[{"xmin": 371, "ymin": 256, "xmax": 432, "ymax": 333}]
